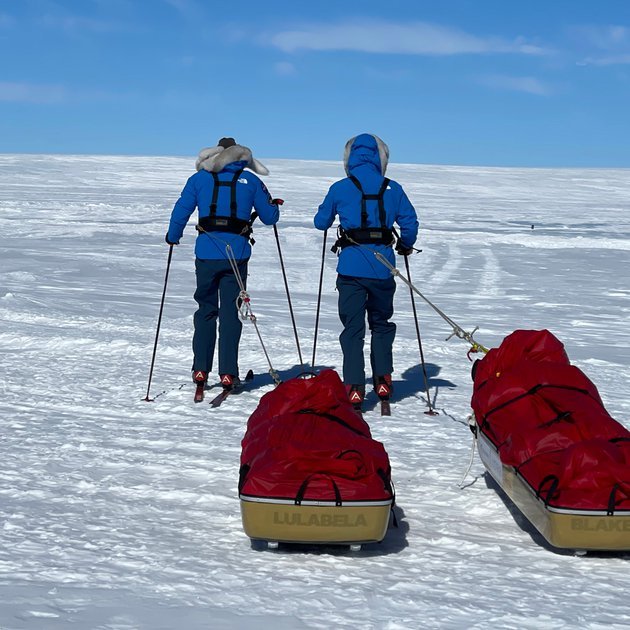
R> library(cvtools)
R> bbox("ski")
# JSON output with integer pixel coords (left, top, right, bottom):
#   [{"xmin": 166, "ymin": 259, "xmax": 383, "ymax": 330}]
[
  {"xmin": 380, "ymin": 399, "xmax": 391, "ymax": 416},
  {"xmin": 210, "ymin": 369, "xmax": 254, "ymax": 408},
  {"xmin": 209, "ymin": 389, "xmax": 231, "ymax": 407},
  {"xmin": 194, "ymin": 382, "xmax": 206, "ymax": 403}
]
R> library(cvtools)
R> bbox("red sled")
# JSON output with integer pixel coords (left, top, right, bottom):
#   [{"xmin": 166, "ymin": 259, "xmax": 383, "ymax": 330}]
[
  {"xmin": 471, "ymin": 329, "xmax": 630, "ymax": 550},
  {"xmin": 239, "ymin": 369, "xmax": 394, "ymax": 548}
]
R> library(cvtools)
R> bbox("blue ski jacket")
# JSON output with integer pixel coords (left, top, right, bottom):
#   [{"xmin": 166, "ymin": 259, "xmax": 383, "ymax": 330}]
[
  {"xmin": 314, "ymin": 134, "xmax": 419, "ymax": 279},
  {"xmin": 167, "ymin": 161, "xmax": 279, "ymax": 261}
]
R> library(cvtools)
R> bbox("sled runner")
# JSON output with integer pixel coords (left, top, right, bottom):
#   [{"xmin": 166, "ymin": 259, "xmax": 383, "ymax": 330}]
[
  {"xmin": 239, "ymin": 370, "xmax": 394, "ymax": 548},
  {"xmin": 471, "ymin": 329, "xmax": 630, "ymax": 551}
]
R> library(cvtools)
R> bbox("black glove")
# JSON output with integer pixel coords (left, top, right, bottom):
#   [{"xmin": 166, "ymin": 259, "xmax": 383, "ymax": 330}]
[
  {"xmin": 165, "ymin": 232, "xmax": 179, "ymax": 245},
  {"xmin": 271, "ymin": 198, "xmax": 284, "ymax": 206},
  {"xmin": 395, "ymin": 240, "xmax": 414, "ymax": 256}
]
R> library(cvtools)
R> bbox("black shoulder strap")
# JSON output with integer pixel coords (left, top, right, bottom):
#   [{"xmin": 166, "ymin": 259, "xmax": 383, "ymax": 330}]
[
  {"xmin": 209, "ymin": 169, "xmax": 243, "ymax": 218},
  {"xmin": 348, "ymin": 175, "xmax": 390, "ymax": 228}
]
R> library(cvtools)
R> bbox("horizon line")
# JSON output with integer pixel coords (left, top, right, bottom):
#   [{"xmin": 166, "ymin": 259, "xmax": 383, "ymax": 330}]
[{"xmin": 0, "ymin": 150, "xmax": 628, "ymax": 171}]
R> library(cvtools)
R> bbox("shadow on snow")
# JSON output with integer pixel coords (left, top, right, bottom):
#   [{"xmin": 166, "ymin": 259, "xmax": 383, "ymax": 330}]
[{"xmin": 362, "ymin": 362, "xmax": 458, "ymax": 413}]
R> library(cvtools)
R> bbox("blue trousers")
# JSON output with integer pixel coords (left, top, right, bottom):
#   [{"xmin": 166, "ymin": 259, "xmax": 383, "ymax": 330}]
[
  {"xmin": 192, "ymin": 258, "xmax": 248, "ymax": 376},
  {"xmin": 336, "ymin": 274, "xmax": 396, "ymax": 385}
]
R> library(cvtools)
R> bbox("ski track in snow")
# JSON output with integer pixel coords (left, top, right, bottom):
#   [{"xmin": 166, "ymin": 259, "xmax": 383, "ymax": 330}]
[{"xmin": 1, "ymin": 155, "xmax": 630, "ymax": 629}]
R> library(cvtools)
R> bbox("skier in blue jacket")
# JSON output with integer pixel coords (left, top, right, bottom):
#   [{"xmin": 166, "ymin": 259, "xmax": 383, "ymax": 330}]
[
  {"xmin": 167, "ymin": 138, "xmax": 281, "ymax": 396},
  {"xmin": 314, "ymin": 133, "xmax": 419, "ymax": 410}
]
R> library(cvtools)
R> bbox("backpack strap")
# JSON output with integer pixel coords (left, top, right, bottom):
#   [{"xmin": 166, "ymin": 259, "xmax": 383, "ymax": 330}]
[
  {"xmin": 209, "ymin": 169, "xmax": 243, "ymax": 218},
  {"xmin": 348, "ymin": 175, "xmax": 390, "ymax": 228},
  {"xmin": 348, "ymin": 175, "xmax": 369, "ymax": 227},
  {"xmin": 330, "ymin": 176, "xmax": 394, "ymax": 253},
  {"xmin": 200, "ymin": 169, "xmax": 258, "ymax": 244}
]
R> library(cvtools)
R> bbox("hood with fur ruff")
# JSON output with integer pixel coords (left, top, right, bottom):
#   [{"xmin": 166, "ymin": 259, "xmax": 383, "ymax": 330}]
[
  {"xmin": 195, "ymin": 144, "xmax": 269, "ymax": 175},
  {"xmin": 343, "ymin": 133, "xmax": 389, "ymax": 176}
]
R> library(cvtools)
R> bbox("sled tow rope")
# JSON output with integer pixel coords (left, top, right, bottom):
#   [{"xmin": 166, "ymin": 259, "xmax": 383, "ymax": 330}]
[
  {"xmin": 458, "ymin": 415, "xmax": 478, "ymax": 488},
  {"xmin": 226, "ymin": 244, "xmax": 282, "ymax": 385},
  {"xmin": 374, "ymin": 252, "xmax": 489, "ymax": 357}
]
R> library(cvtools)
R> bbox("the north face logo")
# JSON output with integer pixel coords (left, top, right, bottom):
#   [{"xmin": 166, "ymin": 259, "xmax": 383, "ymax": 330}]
[{"xmin": 238, "ymin": 178, "xmax": 248, "ymax": 184}]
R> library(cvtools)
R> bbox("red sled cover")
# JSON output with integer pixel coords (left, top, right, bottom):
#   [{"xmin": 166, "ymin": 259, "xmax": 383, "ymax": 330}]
[
  {"xmin": 239, "ymin": 369, "xmax": 393, "ymax": 505},
  {"xmin": 471, "ymin": 329, "xmax": 630, "ymax": 512}
]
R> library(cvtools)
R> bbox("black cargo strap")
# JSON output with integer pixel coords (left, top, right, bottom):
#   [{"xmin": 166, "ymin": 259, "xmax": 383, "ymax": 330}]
[
  {"xmin": 477, "ymin": 383, "xmax": 599, "ymax": 437},
  {"xmin": 238, "ymin": 463, "xmax": 250, "ymax": 494},
  {"xmin": 536, "ymin": 474, "xmax": 560, "ymax": 507},
  {"xmin": 331, "ymin": 176, "xmax": 394, "ymax": 253},
  {"xmin": 297, "ymin": 409, "xmax": 368, "ymax": 437},
  {"xmin": 608, "ymin": 483, "xmax": 621, "ymax": 515},
  {"xmin": 295, "ymin": 473, "xmax": 342, "ymax": 506}
]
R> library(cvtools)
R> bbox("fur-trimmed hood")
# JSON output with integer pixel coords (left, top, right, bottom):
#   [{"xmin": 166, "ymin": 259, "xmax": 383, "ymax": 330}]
[
  {"xmin": 195, "ymin": 144, "xmax": 269, "ymax": 175},
  {"xmin": 343, "ymin": 133, "xmax": 389, "ymax": 176}
]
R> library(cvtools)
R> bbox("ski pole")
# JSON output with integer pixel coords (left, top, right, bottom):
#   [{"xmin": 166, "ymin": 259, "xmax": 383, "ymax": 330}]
[
  {"xmin": 143, "ymin": 244, "xmax": 174, "ymax": 401},
  {"xmin": 311, "ymin": 229, "xmax": 327, "ymax": 369},
  {"xmin": 403, "ymin": 253, "xmax": 438, "ymax": 416},
  {"xmin": 273, "ymin": 224, "xmax": 305, "ymax": 371}
]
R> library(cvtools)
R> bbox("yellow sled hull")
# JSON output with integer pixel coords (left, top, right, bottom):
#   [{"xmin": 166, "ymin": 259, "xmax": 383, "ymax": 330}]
[
  {"xmin": 240, "ymin": 496, "xmax": 392, "ymax": 545},
  {"xmin": 477, "ymin": 431, "xmax": 630, "ymax": 551}
]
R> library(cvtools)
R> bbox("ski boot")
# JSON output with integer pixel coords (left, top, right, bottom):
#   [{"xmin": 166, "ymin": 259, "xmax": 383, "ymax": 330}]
[
  {"xmin": 374, "ymin": 375, "xmax": 393, "ymax": 400},
  {"xmin": 220, "ymin": 374, "xmax": 241, "ymax": 392},
  {"xmin": 346, "ymin": 384, "xmax": 365, "ymax": 413},
  {"xmin": 374, "ymin": 375, "xmax": 393, "ymax": 416},
  {"xmin": 193, "ymin": 370, "xmax": 208, "ymax": 403}
]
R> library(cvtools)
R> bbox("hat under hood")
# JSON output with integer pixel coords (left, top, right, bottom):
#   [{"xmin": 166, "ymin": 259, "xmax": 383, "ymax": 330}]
[
  {"xmin": 343, "ymin": 133, "xmax": 390, "ymax": 176},
  {"xmin": 195, "ymin": 143, "xmax": 269, "ymax": 175}
]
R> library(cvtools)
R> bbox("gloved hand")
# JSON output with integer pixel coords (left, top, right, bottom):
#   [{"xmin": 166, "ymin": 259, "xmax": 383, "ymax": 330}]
[
  {"xmin": 165, "ymin": 232, "xmax": 179, "ymax": 245},
  {"xmin": 395, "ymin": 240, "xmax": 414, "ymax": 256},
  {"xmin": 271, "ymin": 198, "xmax": 284, "ymax": 206}
]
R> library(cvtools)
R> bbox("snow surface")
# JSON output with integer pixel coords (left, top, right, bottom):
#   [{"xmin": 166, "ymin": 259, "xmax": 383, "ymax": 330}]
[{"xmin": 1, "ymin": 154, "xmax": 630, "ymax": 629}]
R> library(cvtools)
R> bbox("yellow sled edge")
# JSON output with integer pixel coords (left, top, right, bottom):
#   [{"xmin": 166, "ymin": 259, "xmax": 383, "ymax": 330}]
[
  {"xmin": 240, "ymin": 496, "xmax": 392, "ymax": 545},
  {"xmin": 477, "ymin": 431, "xmax": 630, "ymax": 551}
]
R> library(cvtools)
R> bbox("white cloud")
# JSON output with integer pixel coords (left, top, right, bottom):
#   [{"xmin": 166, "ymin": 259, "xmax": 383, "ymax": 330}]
[
  {"xmin": 267, "ymin": 20, "xmax": 549, "ymax": 56},
  {"xmin": 477, "ymin": 74, "xmax": 551, "ymax": 96},
  {"xmin": 274, "ymin": 61, "xmax": 297, "ymax": 76},
  {"xmin": 580, "ymin": 54, "xmax": 630, "ymax": 66},
  {"xmin": 572, "ymin": 25, "xmax": 630, "ymax": 51},
  {"xmin": 571, "ymin": 25, "xmax": 630, "ymax": 65},
  {"xmin": 0, "ymin": 82, "xmax": 67, "ymax": 104}
]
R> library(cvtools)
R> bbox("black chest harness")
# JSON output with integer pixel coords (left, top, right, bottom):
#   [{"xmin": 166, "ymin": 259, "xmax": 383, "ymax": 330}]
[
  {"xmin": 332, "ymin": 175, "xmax": 395, "ymax": 253},
  {"xmin": 196, "ymin": 170, "xmax": 258, "ymax": 244}
]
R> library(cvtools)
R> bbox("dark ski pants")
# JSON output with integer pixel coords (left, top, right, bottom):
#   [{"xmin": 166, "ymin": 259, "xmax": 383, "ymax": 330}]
[
  {"xmin": 336, "ymin": 274, "xmax": 396, "ymax": 386},
  {"xmin": 192, "ymin": 257, "xmax": 248, "ymax": 377}
]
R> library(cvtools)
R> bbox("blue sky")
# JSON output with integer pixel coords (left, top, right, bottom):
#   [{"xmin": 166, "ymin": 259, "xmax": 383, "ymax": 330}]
[{"xmin": 2, "ymin": 0, "xmax": 630, "ymax": 167}]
